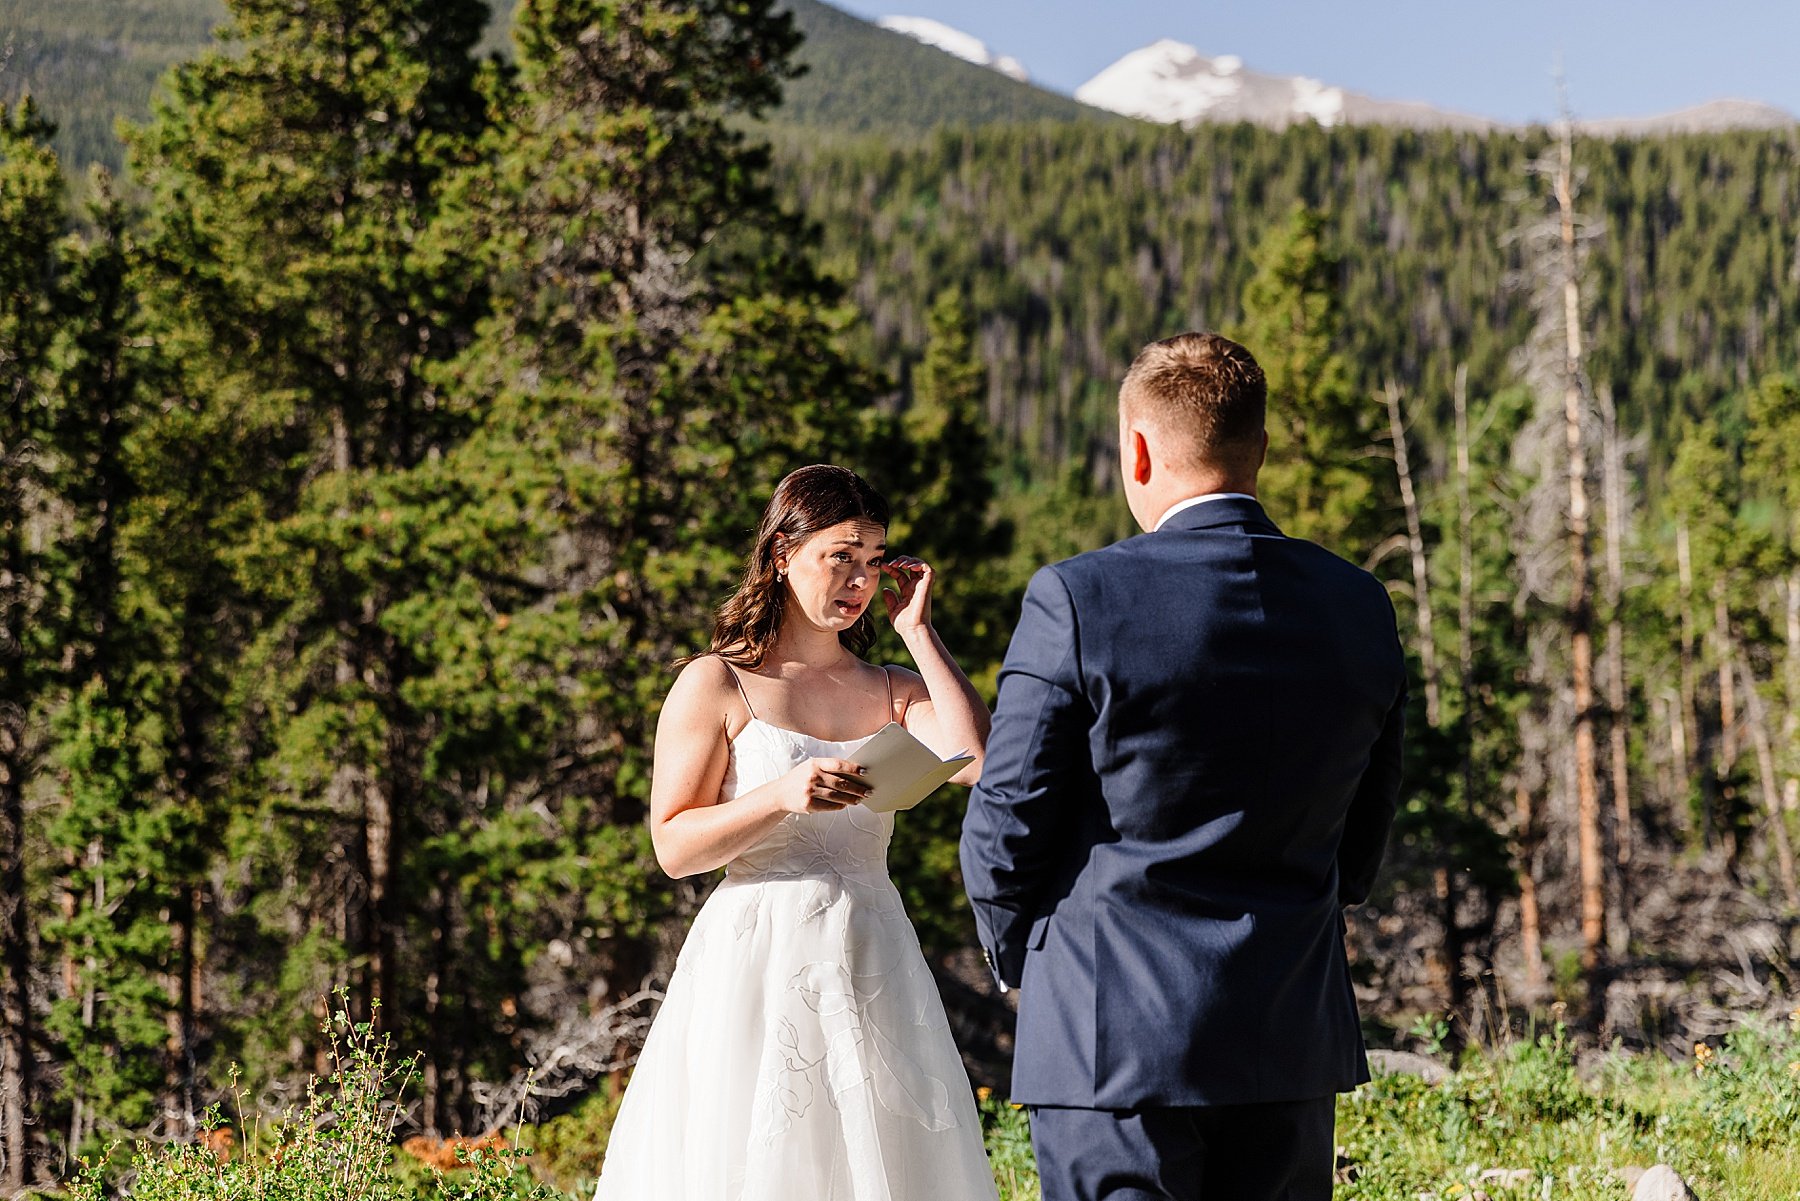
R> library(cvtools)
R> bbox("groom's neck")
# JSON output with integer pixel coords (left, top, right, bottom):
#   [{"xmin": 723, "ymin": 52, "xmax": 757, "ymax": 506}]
[{"xmin": 1134, "ymin": 471, "xmax": 1259, "ymax": 533}]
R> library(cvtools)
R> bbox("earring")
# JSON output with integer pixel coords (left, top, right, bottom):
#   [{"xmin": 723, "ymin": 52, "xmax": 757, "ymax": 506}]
[{"xmin": 776, "ymin": 569, "xmax": 786, "ymax": 582}]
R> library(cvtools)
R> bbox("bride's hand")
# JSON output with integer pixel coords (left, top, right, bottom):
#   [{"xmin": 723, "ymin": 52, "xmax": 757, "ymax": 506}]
[
  {"xmin": 771, "ymin": 758, "xmax": 871, "ymax": 814},
  {"xmin": 880, "ymin": 555, "xmax": 934, "ymax": 637}
]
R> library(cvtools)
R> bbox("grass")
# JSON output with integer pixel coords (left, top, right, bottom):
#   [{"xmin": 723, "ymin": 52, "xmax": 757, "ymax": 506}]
[{"xmin": 55, "ymin": 1008, "xmax": 1800, "ymax": 1200}]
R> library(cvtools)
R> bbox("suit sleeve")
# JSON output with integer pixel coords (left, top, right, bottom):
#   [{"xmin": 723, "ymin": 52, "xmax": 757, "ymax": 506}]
[
  {"xmin": 1337, "ymin": 677, "xmax": 1406, "ymax": 908},
  {"xmin": 959, "ymin": 565, "xmax": 1090, "ymax": 990}
]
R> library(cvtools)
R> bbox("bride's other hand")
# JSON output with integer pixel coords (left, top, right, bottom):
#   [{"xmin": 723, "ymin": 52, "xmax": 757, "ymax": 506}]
[
  {"xmin": 773, "ymin": 757, "xmax": 871, "ymax": 813},
  {"xmin": 880, "ymin": 555, "xmax": 933, "ymax": 637}
]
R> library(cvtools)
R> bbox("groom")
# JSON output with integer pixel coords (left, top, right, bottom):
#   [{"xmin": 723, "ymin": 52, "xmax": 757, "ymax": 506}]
[{"xmin": 960, "ymin": 332, "xmax": 1406, "ymax": 1200}]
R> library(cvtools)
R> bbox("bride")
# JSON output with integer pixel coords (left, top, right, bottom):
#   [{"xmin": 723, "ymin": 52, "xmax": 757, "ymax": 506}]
[{"xmin": 593, "ymin": 464, "xmax": 999, "ymax": 1200}]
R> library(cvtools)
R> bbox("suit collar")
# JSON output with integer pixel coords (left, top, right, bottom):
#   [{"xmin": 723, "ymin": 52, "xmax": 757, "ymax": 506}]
[{"xmin": 1157, "ymin": 495, "xmax": 1282, "ymax": 537}]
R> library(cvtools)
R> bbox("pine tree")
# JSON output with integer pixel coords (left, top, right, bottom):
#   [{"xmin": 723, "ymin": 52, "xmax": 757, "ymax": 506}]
[
  {"xmin": 889, "ymin": 288, "xmax": 1013, "ymax": 663},
  {"xmin": 1236, "ymin": 203, "xmax": 1388, "ymax": 560},
  {"xmin": 1664, "ymin": 418, "xmax": 1752, "ymax": 853},
  {"xmin": 347, "ymin": 0, "xmax": 885, "ymax": 1129},
  {"xmin": 39, "ymin": 175, "xmax": 203, "ymax": 1153},
  {"xmin": 0, "ymin": 96, "xmax": 67, "ymax": 1193},
  {"xmin": 878, "ymin": 288, "xmax": 1015, "ymax": 962},
  {"xmin": 125, "ymin": 0, "xmax": 493, "ymax": 1080}
]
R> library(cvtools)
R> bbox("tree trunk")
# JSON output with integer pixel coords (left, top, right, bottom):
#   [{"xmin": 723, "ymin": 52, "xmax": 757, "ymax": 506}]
[
  {"xmin": 169, "ymin": 884, "xmax": 200, "ymax": 1131},
  {"xmin": 1663, "ymin": 689, "xmax": 1691, "ymax": 831},
  {"xmin": 0, "ymin": 763, "xmax": 32, "ymax": 1194},
  {"xmin": 1784, "ymin": 572, "xmax": 1799, "ymax": 818},
  {"xmin": 1675, "ymin": 520, "xmax": 1712, "ymax": 843},
  {"xmin": 1738, "ymin": 648, "xmax": 1800, "ymax": 910},
  {"xmin": 1515, "ymin": 781, "xmax": 1545, "ymax": 990},
  {"xmin": 1454, "ymin": 363, "xmax": 1475, "ymax": 807},
  {"xmin": 67, "ymin": 838, "xmax": 104, "ymax": 1157},
  {"xmin": 1598, "ymin": 386, "xmax": 1632, "ymax": 956},
  {"xmin": 1553, "ymin": 124, "xmax": 1606, "ymax": 977},
  {"xmin": 1, "ymin": 505, "xmax": 36, "ymax": 1191},
  {"xmin": 1675, "ymin": 522, "xmax": 1699, "ymax": 779},
  {"xmin": 1715, "ymin": 580, "xmax": 1739, "ymax": 770},
  {"xmin": 1385, "ymin": 379, "xmax": 1439, "ymax": 728}
]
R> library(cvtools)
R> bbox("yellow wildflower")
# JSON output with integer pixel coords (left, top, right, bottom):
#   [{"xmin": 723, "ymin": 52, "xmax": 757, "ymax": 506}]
[
  {"xmin": 975, "ymin": 1086, "xmax": 993, "ymax": 1104},
  {"xmin": 1788, "ymin": 1061, "xmax": 1800, "ymax": 1077},
  {"xmin": 1010, "ymin": 1102, "xmax": 1024, "ymax": 1110},
  {"xmin": 1694, "ymin": 1042, "xmax": 1716, "ymax": 1074}
]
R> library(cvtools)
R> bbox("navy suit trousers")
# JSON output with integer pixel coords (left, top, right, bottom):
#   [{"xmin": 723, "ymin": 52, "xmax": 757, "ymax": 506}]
[{"xmin": 1029, "ymin": 1098, "xmax": 1336, "ymax": 1201}]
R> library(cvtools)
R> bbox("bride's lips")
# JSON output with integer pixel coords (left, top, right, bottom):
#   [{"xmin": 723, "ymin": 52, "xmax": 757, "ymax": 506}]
[{"xmin": 833, "ymin": 597, "xmax": 864, "ymax": 615}]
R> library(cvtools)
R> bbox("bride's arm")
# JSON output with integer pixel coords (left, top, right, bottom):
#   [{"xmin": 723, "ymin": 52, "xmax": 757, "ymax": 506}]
[
  {"xmin": 651, "ymin": 659, "xmax": 871, "ymax": 878},
  {"xmin": 884, "ymin": 557, "xmax": 990, "ymax": 785}
]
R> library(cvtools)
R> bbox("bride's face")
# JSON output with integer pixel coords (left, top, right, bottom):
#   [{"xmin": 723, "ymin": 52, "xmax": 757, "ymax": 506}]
[{"xmin": 776, "ymin": 519, "xmax": 888, "ymax": 634}]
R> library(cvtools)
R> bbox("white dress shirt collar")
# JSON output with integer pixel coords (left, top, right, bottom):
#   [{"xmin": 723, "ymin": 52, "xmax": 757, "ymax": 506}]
[{"xmin": 1152, "ymin": 492, "xmax": 1259, "ymax": 532}]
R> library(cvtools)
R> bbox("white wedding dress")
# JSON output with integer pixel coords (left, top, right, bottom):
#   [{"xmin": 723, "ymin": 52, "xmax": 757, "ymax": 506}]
[{"xmin": 592, "ymin": 696, "xmax": 999, "ymax": 1200}]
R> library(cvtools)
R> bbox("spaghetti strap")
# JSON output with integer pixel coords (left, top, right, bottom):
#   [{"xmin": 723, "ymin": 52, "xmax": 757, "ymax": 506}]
[
  {"xmin": 882, "ymin": 665, "xmax": 898, "ymax": 722},
  {"xmin": 721, "ymin": 659, "xmax": 757, "ymax": 721}
]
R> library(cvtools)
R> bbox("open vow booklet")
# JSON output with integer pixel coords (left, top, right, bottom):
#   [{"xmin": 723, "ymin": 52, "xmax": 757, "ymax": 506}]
[{"xmin": 855, "ymin": 723, "xmax": 975, "ymax": 813}]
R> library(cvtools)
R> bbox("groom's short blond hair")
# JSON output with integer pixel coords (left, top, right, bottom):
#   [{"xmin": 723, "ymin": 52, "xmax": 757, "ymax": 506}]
[{"xmin": 1120, "ymin": 333, "xmax": 1266, "ymax": 475}]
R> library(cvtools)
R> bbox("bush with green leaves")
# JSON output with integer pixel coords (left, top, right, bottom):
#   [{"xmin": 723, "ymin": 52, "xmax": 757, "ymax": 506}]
[{"xmin": 67, "ymin": 1005, "xmax": 561, "ymax": 1201}]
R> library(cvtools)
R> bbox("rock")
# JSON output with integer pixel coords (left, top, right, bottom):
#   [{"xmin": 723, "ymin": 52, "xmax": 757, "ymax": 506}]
[
  {"xmin": 1479, "ymin": 1168, "xmax": 1534, "ymax": 1186},
  {"xmin": 1632, "ymin": 1165, "xmax": 1696, "ymax": 1201},
  {"xmin": 1366, "ymin": 1048, "xmax": 1451, "ymax": 1084}
]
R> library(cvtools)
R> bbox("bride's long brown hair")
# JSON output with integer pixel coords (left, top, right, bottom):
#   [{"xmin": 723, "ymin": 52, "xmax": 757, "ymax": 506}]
[{"xmin": 701, "ymin": 465, "xmax": 891, "ymax": 668}]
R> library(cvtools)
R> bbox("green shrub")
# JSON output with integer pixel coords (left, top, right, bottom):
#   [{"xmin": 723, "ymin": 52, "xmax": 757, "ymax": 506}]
[
  {"xmin": 66, "ymin": 1004, "xmax": 564, "ymax": 1201},
  {"xmin": 1692, "ymin": 1010, "xmax": 1800, "ymax": 1148}
]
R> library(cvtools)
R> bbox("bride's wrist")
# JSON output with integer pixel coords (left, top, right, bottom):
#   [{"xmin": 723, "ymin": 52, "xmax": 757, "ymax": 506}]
[{"xmin": 896, "ymin": 622, "xmax": 935, "ymax": 650}]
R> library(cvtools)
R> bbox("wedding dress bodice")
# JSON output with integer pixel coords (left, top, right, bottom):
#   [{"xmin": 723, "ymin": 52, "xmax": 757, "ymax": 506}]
[{"xmin": 721, "ymin": 718, "xmax": 895, "ymax": 882}]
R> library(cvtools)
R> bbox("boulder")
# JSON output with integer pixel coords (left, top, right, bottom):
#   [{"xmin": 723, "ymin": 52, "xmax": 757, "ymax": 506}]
[
  {"xmin": 1632, "ymin": 1165, "xmax": 1696, "ymax": 1201},
  {"xmin": 1366, "ymin": 1048, "xmax": 1451, "ymax": 1084}
]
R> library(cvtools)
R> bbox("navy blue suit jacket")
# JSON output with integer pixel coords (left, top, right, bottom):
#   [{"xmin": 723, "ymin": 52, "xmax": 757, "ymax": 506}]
[{"xmin": 959, "ymin": 496, "xmax": 1405, "ymax": 1108}]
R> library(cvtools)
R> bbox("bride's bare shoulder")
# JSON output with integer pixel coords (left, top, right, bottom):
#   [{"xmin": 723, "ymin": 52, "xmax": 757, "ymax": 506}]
[{"xmin": 660, "ymin": 655, "xmax": 744, "ymax": 736}]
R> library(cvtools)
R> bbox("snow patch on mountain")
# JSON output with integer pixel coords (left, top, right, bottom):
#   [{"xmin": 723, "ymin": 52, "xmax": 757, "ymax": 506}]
[
  {"xmin": 1076, "ymin": 39, "xmax": 1492, "ymax": 131},
  {"xmin": 1074, "ymin": 39, "xmax": 1245, "ymax": 125},
  {"xmin": 877, "ymin": 16, "xmax": 1029, "ymax": 81},
  {"xmin": 1290, "ymin": 77, "xmax": 1345, "ymax": 127}
]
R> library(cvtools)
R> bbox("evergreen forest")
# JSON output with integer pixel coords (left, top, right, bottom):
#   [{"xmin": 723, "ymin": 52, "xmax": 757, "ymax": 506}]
[{"xmin": 4, "ymin": 0, "xmax": 1800, "ymax": 1195}]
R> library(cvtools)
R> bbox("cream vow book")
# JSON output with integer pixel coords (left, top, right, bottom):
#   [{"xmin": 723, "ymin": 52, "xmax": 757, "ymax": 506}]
[{"xmin": 855, "ymin": 723, "xmax": 974, "ymax": 813}]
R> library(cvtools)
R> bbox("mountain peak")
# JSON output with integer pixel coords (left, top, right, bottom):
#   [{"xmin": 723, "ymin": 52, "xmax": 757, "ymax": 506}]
[
  {"xmin": 877, "ymin": 15, "xmax": 1029, "ymax": 81},
  {"xmin": 1075, "ymin": 39, "xmax": 1793, "ymax": 134}
]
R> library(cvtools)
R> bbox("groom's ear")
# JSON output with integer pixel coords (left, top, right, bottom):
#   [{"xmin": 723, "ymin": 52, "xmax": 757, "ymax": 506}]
[{"xmin": 1131, "ymin": 429, "xmax": 1153, "ymax": 485}]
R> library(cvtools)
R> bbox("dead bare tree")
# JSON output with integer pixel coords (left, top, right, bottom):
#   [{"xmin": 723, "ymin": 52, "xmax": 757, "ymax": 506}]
[
  {"xmin": 1511, "ymin": 95, "xmax": 1608, "ymax": 1006},
  {"xmin": 467, "ymin": 989, "xmax": 661, "ymax": 1131},
  {"xmin": 1737, "ymin": 651, "xmax": 1800, "ymax": 910},
  {"xmin": 1384, "ymin": 379, "xmax": 1440, "ymax": 727},
  {"xmin": 1786, "ymin": 574, "xmax": 1800, "ymax": 817},
  {"xmin": 1715, "ymin": 581, "xmax": 1740, "ymax": 771},
  {"xmin": 1676, "ymin": 520, "xmax": 1708, "ymax": 837}
]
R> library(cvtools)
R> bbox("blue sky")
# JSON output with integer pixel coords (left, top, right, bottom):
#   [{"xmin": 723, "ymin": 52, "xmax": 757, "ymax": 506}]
[{"xmin": 830, "ymin": 0, "xmax": 1800, "ymax": 123}]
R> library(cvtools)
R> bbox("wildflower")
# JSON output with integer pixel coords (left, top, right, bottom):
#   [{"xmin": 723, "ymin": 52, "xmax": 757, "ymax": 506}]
[
  {"xmin": 975, "ymin": 1086, "xmax": 993, "ymax": 1104},
  {"xmin": 1010, "ymin": 1102, "xmax": 1024, "ymax": 1110},
  {"xmin": 1788, "ymin": 1061, "xmax": 1800, "ymax": 1077},
  {"xmin": 1694, "ymin": 1042, "xmax": 1715, "ymax": 1074}
]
